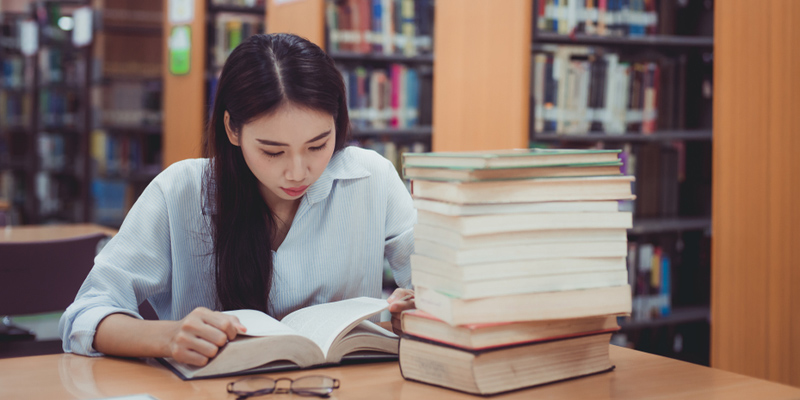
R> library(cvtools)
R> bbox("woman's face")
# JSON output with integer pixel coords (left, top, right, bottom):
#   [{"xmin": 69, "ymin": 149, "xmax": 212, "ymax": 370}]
[{"xmin": 225, "ymin": 102, "xmax": 337, "ymax": 210}]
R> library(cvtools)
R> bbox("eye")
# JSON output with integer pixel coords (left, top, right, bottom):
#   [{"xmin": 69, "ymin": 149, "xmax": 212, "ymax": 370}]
[
  {"xmin": 262, "ymin": 150, "xmax": 283, "ymax": 158},
  {"xmin": 309, "ymin": 142, "xmax": 328, "ymax": 152}
]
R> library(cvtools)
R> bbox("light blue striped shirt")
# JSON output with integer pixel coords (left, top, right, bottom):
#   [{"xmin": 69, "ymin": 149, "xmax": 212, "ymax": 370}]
[{"xmin": 59, "ymin": 146, "xmax": 415, "ymax": 356}]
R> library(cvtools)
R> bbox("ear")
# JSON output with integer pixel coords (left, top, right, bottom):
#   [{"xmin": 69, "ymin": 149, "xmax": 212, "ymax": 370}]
[{"xmin": 224, "ymin": 111, "xmax": 240, "ymax": 147}]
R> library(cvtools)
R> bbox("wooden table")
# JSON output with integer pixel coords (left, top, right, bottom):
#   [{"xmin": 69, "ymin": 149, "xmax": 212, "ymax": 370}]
[
  {"xmin": 1, "ymin": 346, "xmax": 799, "ymax": 400},
  {"xmin": 0, "ymin": 223, "xmax": 117, "ymax": 243}
]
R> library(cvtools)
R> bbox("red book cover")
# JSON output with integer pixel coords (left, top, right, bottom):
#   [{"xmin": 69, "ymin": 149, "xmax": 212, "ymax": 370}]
[{"xmin": 390, "ymin": 63, "xmax": 402, "ymax": 127}]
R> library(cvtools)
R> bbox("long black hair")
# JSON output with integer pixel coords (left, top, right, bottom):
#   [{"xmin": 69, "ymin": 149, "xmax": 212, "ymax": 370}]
[{"xmin": 205, "ymin": 33, "xmax": 349, "ymax": 313}]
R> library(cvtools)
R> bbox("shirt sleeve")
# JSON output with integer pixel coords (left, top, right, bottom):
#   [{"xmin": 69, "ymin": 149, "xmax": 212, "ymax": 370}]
[
  {"xmin": 382, "ymin": 161, "xmax": 416, "ymax": 289},
  {"xmin": 58, "ymin": 178, "xmax": 174, "ymax": 356}
]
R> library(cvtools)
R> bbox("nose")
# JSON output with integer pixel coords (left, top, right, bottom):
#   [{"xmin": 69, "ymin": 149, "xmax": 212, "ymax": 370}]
[{"xmin": 285, "ymin": 154, "xmax": 306, "ymax": 182}]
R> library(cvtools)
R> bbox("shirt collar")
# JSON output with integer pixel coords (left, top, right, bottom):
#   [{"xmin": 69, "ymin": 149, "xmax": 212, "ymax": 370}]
[
  {"xmin": 304, "ymin": 147, "xmax": 372, "ymax": 205},
  {"xmin": 202, "ymin": 148, "xmax": 371, "ymax": 214}
]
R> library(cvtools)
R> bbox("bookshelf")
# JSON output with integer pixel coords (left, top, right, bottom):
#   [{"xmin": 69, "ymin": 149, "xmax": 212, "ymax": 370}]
[
  {"xmin": 263, "ymin": 0, "xmax": 435, "ymax": 174},
  {"xmin": 162, "ymin": 0, "xmax": 266, "ymax": 166},
  {"xmin": 528, "ymin": 0, "xmax": 714, "ymax": 365},
  {"xmin": 0, "ymin": 11, "xmax": 33, "ymax": 225},
  {"xmin": 89, "ymin": 0, "xmax": 163, "ymax": 227},
  {"xmin": 325, "ymin": 0, "xmax": 435, "ymax": 171},
  {"xmin": 32, "ymin": 1, "xmax": 94, "ymax": 224}
]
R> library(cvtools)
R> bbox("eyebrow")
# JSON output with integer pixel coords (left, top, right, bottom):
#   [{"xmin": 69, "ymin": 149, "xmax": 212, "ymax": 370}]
[{"xmin": 256, "ymin": 130, "xmax": 332, "ymax": 147}]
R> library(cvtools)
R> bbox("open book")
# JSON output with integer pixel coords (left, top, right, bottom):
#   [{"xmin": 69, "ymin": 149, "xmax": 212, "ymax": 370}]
[{"xmin": 159, "ymin": 297, "xmax": 399, "ymax": 380}]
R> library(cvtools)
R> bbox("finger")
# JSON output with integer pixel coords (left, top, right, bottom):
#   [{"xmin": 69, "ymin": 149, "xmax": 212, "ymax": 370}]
[
  {"xmin": 173, "ymin": 330, "xmax": 221, "ymax": 360},
  {"xmin": 387, "ymin": 288, "xmax": 414, "ymax": 303},
  {"xmin": 205, "ymin": 313, "xmax": 246, "ymax": 340},
  {"xmin": 176, "ymin": 350, "xmax": 210, "ymax": 367},
  {"xmin": 389, "ymin": 298, "xmax": 415, "ymax": 313},
  {"xmin": 184, "ymin": 318, "xmax": 230, "ymax": 348}
]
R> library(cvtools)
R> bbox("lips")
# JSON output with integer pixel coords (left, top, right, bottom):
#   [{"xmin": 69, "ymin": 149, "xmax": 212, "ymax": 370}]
[{"xmin": 281, "ymin": 185, "xmax": 309, "ymax": 197}]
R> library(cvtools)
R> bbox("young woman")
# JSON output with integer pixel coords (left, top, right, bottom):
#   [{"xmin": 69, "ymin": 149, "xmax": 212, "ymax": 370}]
[{"xmin": 59, "ymin": 33, "xmax": 416, "ymax": 367}]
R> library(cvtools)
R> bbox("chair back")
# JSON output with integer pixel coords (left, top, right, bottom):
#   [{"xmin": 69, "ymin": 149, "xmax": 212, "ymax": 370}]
[{"xmin": 0, "ymin": 233, "xmax": 107, "ymax": 316}]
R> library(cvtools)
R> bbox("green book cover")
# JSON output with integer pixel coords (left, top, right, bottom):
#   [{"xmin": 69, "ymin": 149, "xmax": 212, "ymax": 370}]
[{"xmin": 402, "ymin": 149, "xmax": 622, "ymax": 169}]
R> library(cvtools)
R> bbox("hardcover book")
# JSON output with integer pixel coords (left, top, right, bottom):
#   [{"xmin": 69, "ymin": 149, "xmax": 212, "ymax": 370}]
[
  {"xmin": 158, "ymin": 297, "xmax": 399, "ymax": 380},
  {"xmin": 399, "ymin": 332, "xmax": 615, "ymax": 395},
  {"xmin": 402, "ymin": 148, "xmax": 621, "ymax": 169},
  {"xmin": 401, "ymin": 309, "xmax": 620, "ymax": 350}
]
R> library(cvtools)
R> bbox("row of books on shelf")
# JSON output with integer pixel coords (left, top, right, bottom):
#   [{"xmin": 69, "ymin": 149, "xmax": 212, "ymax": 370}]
[
  {"xmin": 397, "ymin": 148, "xmax": 633, "ymax": 394},
  {"xmin": 326, "ymin": 0, "xmax": 433, "ymax": 56},
  {"xmin": 38, "ymin": 133, "xmax": 71, "ymax": 171},
  {"xmin": 39, "ymin": 48, "xmax": 88, "ymax": 85},
  {"xmin": 533, "ymin": 46, "xmax": 686, "ymax": 135},
  {"xmin": 211, "ymin": 13, "xmax": 264, "ymax": 71},
  {"xmin": 616, "ymin": 142, "xmax": 681, "ymax": 218},
  {"xmin": 341, "ymin": 63, "xmax": 432, "ymax": 130},
  {"xmin": 92, "ymin": 80, "xmax": 162, "ymax": 127},
  {"xmin": 537, "ymin": 0, "xmax": 659, "ymax": 37},
  {"xmin": 96, "ymin": 33, "xmax": 162, "ymax": 78},
  {"xmin": 2, "ymin": 57, "xmax": 31, "ymax": 88},
  {"xmin": 0, "ymin": 90, "xmax": 32, "ymax": 127},
  {"xmin": 40, "ymin": 89, "xmax": 80, "ymax": 127},
  {"xmin": 90, "ymin": 130, "xmax": 162, "ymax": 177},
  {"xmin": 35, "ymin": 171, "xmax": 77, "ymax": 217},
  {"xmin": 91, "ymin": 178, "xmax": 138, "ymax": 226},
  {"xmin": 627, "ymin": 241, "xmax": 671, "ymax": 320},
  {"xmin": 98, "ymin": 1, "xmax": 162, "ymax": 29}
]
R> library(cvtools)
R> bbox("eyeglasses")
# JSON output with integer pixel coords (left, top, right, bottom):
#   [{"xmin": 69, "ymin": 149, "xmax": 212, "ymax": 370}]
[{"xmin": 227, "ymin": 375, "xmax": 341, "ymax": 399}]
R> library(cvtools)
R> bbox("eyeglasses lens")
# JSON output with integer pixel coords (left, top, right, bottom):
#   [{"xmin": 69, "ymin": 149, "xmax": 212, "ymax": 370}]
[
  {"xmin": 230, "ymin": 377, "xmax": 276, "ymax": 394},
  {"xmin": 291, "ymin": 376, "xmax": 337, "ymax": 396}
]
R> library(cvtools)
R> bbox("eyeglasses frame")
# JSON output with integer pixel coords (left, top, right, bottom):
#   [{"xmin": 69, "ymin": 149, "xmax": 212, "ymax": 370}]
[{"xmin": 226, "ymin": 375, "xmax": 341, "ymax": 399}]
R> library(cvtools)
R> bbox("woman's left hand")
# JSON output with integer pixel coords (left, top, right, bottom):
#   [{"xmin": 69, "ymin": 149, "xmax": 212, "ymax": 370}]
[{"xmin": 387, "ymin": 288, "xmax": 415, "ymax": 335}]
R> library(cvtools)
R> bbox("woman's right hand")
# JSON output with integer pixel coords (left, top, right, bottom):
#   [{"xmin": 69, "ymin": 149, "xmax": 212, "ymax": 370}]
[{"xmin": 165, "ymin": 307, "xmax": 247, "ymax": 366}]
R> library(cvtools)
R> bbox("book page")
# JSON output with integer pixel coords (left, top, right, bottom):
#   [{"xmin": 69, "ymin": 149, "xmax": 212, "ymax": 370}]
[
  {"xmin": 280, "ymin": 297, "xmax": 389, "ymax": 357},
  {"xmin": 224, "ymin": 309, "xmax": 300, "ymax": 337}
]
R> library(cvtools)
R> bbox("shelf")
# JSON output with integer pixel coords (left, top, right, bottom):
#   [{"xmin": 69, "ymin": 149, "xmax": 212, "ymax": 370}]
[
  {"xmin": 0, "ymin": 87, "xmax": 34, "ymax": 95},
  {"xmin": 619, "ymin": 306, "xmax": 710, "ymax": 330},
  {"xmin": 96, "ymin": 170, "xmax": 159, "ymax": 182},
  {"xmin": 350, "ymin": 126, "xmax": 432, "ymax": 138},
  {"xmin": 532, "ymin": 130, "xmax": 713, "ymax": 142},
  {"xmin": 41, "ymin": 126, "xmax": 81, "ymax": 133},
  {"xmin": 101, "ymin": 24, "xmax": 162, "ymax": 36},
  {"xmin": 38, "ymin": 82, "xmax": 83, "ymax": 91},
  {"xmin": 533, "ymin": 32, "xmax": 714, "ymax": 48},
  {"xmin": 629, "ymin": 217, "xmax": 712, "ymax": 235},
  {"xmin": 0, "ymin": 161, "xmax": 28, "ymax": 171},
  {"xmin": 329, "ymin": 51, "xmax": 434, "ymax": 64},
  {"xmin": 40, "ymin": 38, "xmax": 88, "ymax": 51},
  {"xmin": 100, "ymin": 125, "xmax": 162, "ymax": 135},
  {"xmin": 96, "ymin": 75, "xmax": 161, "ymax": 84},
  {"xmin": 40, "ymin": 167, "xmax": 78, "ymax": 178},
  {"xmin": 0, "ymin": 126, "xmax": 32, "ymax": 134},
  {"xmin": 207, "ymin": 4, "xmax": 266, "ymax": 15}
]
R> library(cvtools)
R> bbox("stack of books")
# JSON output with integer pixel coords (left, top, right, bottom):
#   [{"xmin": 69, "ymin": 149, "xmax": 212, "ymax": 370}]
[{"xmin": 398, "ymin": 148, "xmax": 635, "ymax": 395}]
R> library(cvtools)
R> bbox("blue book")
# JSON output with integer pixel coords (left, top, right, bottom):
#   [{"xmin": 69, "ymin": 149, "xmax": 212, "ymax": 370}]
[
  {"xmin": 372, "ymin": 0, "xmax": 382, "ymax": 53},
  {"xmin": 660, "ymin": 255, "xmax": 671, "ymax": 316},
  {"xmin": 552, "ymin": 0, "xmax": 559, "ymax": 32},
  {"xmin": 406, "ymin": 68, "xmax": 419, "ymax": 126}
]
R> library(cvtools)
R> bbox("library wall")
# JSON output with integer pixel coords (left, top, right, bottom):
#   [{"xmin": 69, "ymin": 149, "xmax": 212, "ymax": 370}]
[
  {"xmin": 432, "ymin": 0, "xmax": 531, "ymax": 152},
  {"xmin": 712, "ymin": 0, "xmax": 800, "ymax": 387}
]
